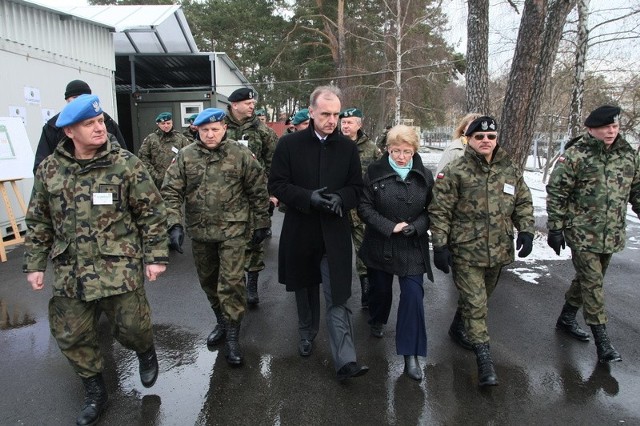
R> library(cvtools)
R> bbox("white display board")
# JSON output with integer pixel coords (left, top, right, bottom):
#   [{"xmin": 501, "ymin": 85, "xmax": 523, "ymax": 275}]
[{"xmin": 0, "ymin": 117, "xmax": 34, "ymax": 180}]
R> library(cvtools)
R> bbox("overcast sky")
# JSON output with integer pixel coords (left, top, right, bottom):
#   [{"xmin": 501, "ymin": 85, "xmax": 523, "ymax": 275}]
[{"xmin": 30, "ymin": 0, "xmax": 638, "ymax": 77}]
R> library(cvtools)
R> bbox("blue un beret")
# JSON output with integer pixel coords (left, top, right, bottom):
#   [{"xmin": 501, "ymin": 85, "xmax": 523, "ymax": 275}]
[
  {"xmin": 292, "ymin": 109, "xmax": 310, "ymax": 125},
  {"xmin": 156, "ymin": 112, "xmax": 172, "ymax": 123},
  {"xmin": 56, "ymin": 94, "xmax": 103, "ymax": 127},
  {"xmin": 464, "ymin": 116, "xmax": 498, "ymax": 136},
  {"xmin": 193, "ymin": 108, "xmax": 226, "ymax": 126}
]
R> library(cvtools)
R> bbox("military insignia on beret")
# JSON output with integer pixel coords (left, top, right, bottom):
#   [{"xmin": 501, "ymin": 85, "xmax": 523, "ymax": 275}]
[
  {"xmin": 92, "ymin": 100, "xmax": 101, "ymax": 112},
  {"xmin": 437, "ymin": 172, "xmax": 445, "ymax": 179},
  {"xmin": 613, "ymin": 114, "xmax": 620, "ymax": 123}
]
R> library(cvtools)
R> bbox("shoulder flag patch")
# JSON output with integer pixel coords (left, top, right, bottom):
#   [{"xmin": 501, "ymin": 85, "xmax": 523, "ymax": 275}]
[
  {"xmin": 436, "ymin": 172, "xmax": 445, "ymax": 179},
  {"xmin": 558, "ymin": 156, "xmax": 565, "ymax": 163}
]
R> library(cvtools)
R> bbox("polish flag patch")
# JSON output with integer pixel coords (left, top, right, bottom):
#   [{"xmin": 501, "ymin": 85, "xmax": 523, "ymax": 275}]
[
  {"xmin": 437, "ymin": 172, "xmax": 445, "ymax": 179},
  {"xmin": 558, "ymin": 156, "xmax": 565, "ymax": 163}
]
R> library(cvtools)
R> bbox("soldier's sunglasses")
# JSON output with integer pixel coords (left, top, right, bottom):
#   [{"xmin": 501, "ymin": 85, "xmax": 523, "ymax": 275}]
[{"xmin": 472, "ymin": 133, "xmax": 497, "ymax": 140}]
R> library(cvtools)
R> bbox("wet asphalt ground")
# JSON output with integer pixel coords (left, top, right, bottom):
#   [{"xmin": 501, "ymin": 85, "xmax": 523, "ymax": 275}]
[{"xmin": 2, "ymin": 182, "xmax": 640, "ymax": 425}]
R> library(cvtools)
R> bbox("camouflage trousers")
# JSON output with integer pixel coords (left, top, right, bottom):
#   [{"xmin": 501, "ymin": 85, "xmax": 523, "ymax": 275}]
[
  {"xmin": 349, "ymin": 210, "xmax": 366, "ymax": 277},
  {"xmin": 245, "ymin": 209, "xmax": 266, "ymax": 273},
  {"xmin": 48, "ymin": 287, "xmax": 153, "ymax": 379},
  {"xmin": 452, "ymin": 262, "xmax": 503, "ymax": 344},
  {"xmin": 192, "ymin": 238, "xmax": 247, "ymax": 323},
  {"xmin": 565, "ymin": 249, "xmax": 612, "ymax": 325}
]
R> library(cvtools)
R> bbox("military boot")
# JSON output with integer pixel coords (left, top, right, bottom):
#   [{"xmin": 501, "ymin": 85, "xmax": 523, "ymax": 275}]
[
  {"xmin": 473, "ymin": 343, "xmax": 498, "ymax": 387},
  {"xmin": 448, "ymin": 309, "xmax": 473, "ymax": 350},
  {"xmin": 137, "ymin": 345, "xmax": 159, "ymax": 388},
  {"xmin": 556, "ymin": 302, "xmax": 590, "ymax": 341},
  {"xmin": 246, "ymin": 272, "xmax": 260, "ymax": 306},
  {"xmin": 359, "ymin": 275, "xmax": 370, "ymax": 309},
  {"xmin": 225, "ymin": 321, "xmax": 243, "ymax": 365},
  {"xmin": 76, "ymin": 374, "xmax": 108, "ymax": 426},
  {"xmin": 590, "ymin": 324, "xmax": 622, "ymax": 363},
  {"xmin": 207, "ymin": 308, "xmax": 226, "ymax": 346}
]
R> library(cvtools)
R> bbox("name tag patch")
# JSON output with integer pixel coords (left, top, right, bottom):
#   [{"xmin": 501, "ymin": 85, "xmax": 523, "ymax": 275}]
[
  {"xmin": 503, "ymin": 183, "xmax": 515, "ymax": 195},
  {"xmin": 93, "ymin": 192, "xmax": 113, "ymax": 205}
]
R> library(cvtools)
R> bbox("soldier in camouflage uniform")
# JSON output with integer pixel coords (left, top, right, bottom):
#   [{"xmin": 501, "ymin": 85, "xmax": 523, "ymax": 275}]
[
  {"xmin": 183, "ymin": 113, "xmax": 199, "ymax": 142},
  {"xmin": 161, "ymin": 108, "xmax": 270, "ymax": 366},
  {"xmin": 340, "ymin": 107, "xmax": 381, "ymax": 308},
  {"xmin": 429, "ymin": 116, "xmax": 534, "ymax": 387},
  {"xmin": 546, "ymin": 105, "xmax": 640, "ymax": 364},
  {"xmin": 138, "ymin": 112, "xmax": 191, "ymax": 189},
  {"xmin": 23, "ymin": 94, "xmax": 169, "ymax": 426},
  {"xmin": 225, "ymin": 88, "xmax": 278, "ymax": 306}
]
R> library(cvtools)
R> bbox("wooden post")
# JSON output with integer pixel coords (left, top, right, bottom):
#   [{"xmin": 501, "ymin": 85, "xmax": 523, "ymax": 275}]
[{"xmin": 0, "ymin": 179, "xmax": 27, "ymax": 262}]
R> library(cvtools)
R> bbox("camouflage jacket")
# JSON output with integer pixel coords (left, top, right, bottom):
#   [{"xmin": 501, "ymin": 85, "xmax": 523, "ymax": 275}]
[
  {"xmin": 138, "ymin": 128, "xmax": 191, "ymax": 188},
  {"xmin": 224, "ymin": 110, "xmax": 277, "ymax": 177},
  {"xmin": 429, "ymin": 146, "xmax": 535, "ymax": 267},
  {"xmin": 350, "ymin": 131, "xmax": 382, "ymax": 224},
  {"xmin": 161, "ymin": 138, "xmax": 271, "ymax": 242},
  {"xmin": 23, "ymin": 135, "xmax": 169, "ymax": 301},
  {"xmin": 183, "ymin": 128, "xmax": 197, "ymax": 142},
  {"xmin": 546, "ymin": 133, "xmax": 640, "ymax": 253}
]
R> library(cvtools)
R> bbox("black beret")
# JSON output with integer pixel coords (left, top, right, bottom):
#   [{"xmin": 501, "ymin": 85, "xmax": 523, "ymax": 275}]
[
  {"xmin": 64, "ymin": 80, "xmax": 92, "ymax": 99},
  {"xmin": 584, "ymin": 105, "xmax": 621, "ymax": 128},
  {"xmin": 464, "ymin": 116, "xmax": 497, "ymax": 136},
  {"xmin": 228, "ymin": 88, "xmax": 256, "ymax": 102}
]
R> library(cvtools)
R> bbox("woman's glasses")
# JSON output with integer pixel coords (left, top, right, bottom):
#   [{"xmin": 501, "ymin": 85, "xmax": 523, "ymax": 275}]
[
  {"xmin": 472, "ymin": 133, "xmax": 497, "ymax": 141},
  {"xmin": 389, "ymin": 149, "xmax": 414, "ymax": 157}
]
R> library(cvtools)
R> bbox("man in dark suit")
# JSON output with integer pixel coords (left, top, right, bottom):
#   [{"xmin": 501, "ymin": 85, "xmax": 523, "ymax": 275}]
[{"xmin": 268, "ymin": 85, "xmax": 369, "ymax": 381}]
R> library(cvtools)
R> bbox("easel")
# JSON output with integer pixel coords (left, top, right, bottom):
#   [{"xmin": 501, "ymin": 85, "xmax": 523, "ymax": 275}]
[{"xmin": 0, "ymin": 179, "xmax": 27, "ymax": 262}]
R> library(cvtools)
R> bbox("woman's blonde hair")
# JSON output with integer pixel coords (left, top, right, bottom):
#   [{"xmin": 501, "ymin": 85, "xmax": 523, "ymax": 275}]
[
  {"xmin": 452, "ymin": 113, "xmax": 483, "ymax": 139},
  {"xmin": 387, "ymin": 125, "xmax": 419, "ymax": 152}
]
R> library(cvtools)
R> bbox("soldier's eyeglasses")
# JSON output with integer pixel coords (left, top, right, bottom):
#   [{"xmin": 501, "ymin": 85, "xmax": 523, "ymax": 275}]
[{"xmin": 472, "ymin": 134, "xmax": 497, "ymax": 140}]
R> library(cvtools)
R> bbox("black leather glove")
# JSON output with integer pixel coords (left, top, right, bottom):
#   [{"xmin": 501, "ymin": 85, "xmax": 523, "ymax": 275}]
[
  {"xmin": 516, "ymin": 232, "xmax": 534, "ymax": 258},
  {"xmin": 322, "ymin": 193, "xmax": 343, "ymax": 217},
  {"xmin": 547, "ymin": 229, "xmax": 565, "ymax": 256},
  {"xmin": 251, "ymin": 228, "xmax": 269, "ymax": 245},
  {"xmin": 310, "ymin": 187, "xmax": 329, "ymax": 211},
  {"xmin": 433, "ymin": 246, "xmax": 453, "ymax": 274},
  {"xmin": 402, "ymin": 224, "xmax": 416, "ymax": 237},
  {"xmin": 168, "ymin": 224, "xmax": 184, "ymax": 254},
  {"xmin": 268, "ymin": 201, "xmax": 276, "ymax": 216}
]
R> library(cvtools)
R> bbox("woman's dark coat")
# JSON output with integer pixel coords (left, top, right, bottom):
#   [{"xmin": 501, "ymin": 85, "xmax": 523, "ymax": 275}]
[
  {"xmin": 268, "ymin": 122, "xmax": 363, "ymax": 305},
  {"xmin": 357, "ymin": 152, "xmax": 434, "ymax": 282}
]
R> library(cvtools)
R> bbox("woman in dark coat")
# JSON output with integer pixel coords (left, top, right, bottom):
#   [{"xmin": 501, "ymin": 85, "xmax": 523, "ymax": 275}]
[{"xmin": 357, "ymin": 124, "xmax": 434, "ymax": 381}]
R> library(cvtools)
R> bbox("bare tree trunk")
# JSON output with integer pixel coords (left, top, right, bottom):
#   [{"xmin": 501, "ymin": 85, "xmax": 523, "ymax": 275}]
[
  {"xmin": 568, "ymin": 0, "xmax": 590, "ymax": 139},
  {"xmin": 500, "ymin": 0, "xmax": 575, "ymax": 169},
  {"xmin": 466, "ymin": 0, "xmax": 489, "ymax": 113},
  {"xmin": 394, "ymin": 0, "xmax": 402, "ymax": 125}
]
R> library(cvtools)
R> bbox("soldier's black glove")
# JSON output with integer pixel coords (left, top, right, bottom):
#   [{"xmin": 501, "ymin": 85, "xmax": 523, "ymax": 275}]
[
  {"xmin": 168, "ymin": 224, "xmax": 184, "ymax": 254},
  {"xmin": 310, "ymin": 187, "xmax": 329, "ymax": 211},
  {"xmin": 516, "ymin": 232, "xmax": 534, "ymax": 258},
  {"xmin": 251, "ymin": 228, "xmax": 269, "ymax": 245},
  {"xmin": 433, "ymin": 246, "xmax": 453, "ymax": 274},
  {"xmin": 402, "ymin": 224, "xmax": 417, "ymax": 237},
  {"xmin": 322, "ymin": 193, "xmax": 343, "ymax": 217},
  {"xmin": 268, "ymin": 201, "xmax": 276, "ymax": 216},
  {"xmin": 547, "ymin": 229, "xmax": 565, "ymax": 256}
]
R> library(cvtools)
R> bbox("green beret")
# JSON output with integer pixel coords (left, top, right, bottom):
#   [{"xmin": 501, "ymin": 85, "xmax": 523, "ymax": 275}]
[
  {"xmin": 584, "ymin": 105, "xmax": 621, "ymax": 128},
  {"xmin": 340, "ymin": 108, "xmax": 363, "ymax": 119},
  {"xmin": 256, "ymin": 109, "xmax": 266, "ymax": 116},
  {"xmin": 187, "ymin": 114, "xmax": 199, "ymax": 124},
  {"xmin": 156, "ymin": 112, "xmax": 172, "ymax": 123},
  {"xmin": 292, "ymin": 109, "xmax": 310, "ymax": 125}
]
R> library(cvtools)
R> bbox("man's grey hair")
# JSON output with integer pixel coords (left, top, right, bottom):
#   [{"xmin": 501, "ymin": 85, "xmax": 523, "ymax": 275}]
[{"xmin": 310, "ymin": 85, "xmax": 343, "ymax": 108}]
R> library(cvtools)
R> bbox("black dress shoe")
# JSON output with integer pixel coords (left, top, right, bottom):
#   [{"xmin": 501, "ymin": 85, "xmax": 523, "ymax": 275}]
[
  {"xmin": 137, "ymin": 346, "xmax": 159, "ymax": 388},
  {"xmin": 370, "ymin": 322, "xmax": 384, "ymax": 338},
  {"xmin": 298, "ymin": 339, "xmax": 312, "ymax": 357},
  {"xmin": 336, "ymin": 362, "xmax": 369, "ymax": 381}
]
